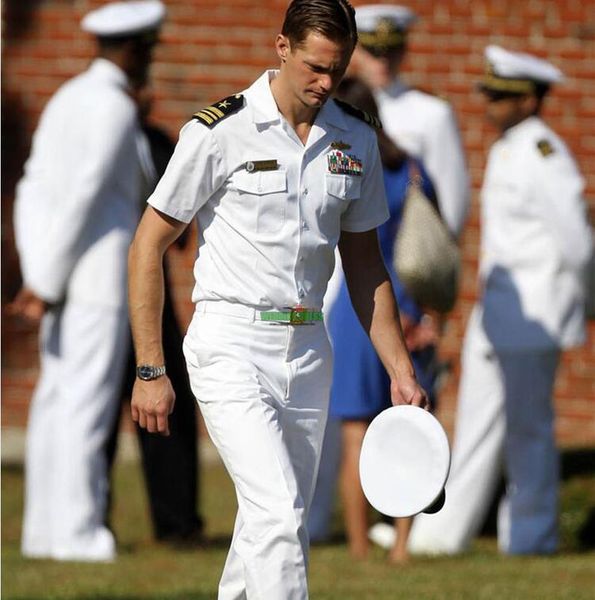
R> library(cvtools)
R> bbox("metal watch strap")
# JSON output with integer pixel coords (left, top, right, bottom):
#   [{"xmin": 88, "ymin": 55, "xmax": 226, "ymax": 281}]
[{"xmin": 136, "ymin": 364, "xmax": 166, "ymax": 381}]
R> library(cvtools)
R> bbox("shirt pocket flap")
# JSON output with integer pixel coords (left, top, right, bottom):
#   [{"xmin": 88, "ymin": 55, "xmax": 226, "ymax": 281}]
[
  {"xmin": 233, "ymin": 170, "xmax": 287, "ymax": 195},
  {"xmin": 325, "ymin": 173, "xmax": 362, "ymax": 201}
]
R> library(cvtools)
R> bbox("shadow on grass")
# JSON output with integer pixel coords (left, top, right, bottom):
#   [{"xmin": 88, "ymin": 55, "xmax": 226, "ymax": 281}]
[
  {"xmin": 114, "ymin": 532, "xmax": 232, "ymax": 555},
  {"xmin": 14, "ymin": 594, "xmax": 213, "ymax": 600},
  {"xmin": 310, "ymin": 531, "xmax": 347, "ymax": 548},
  {"xmin": 2, "ymin": 463, "xmax": 24, "ymax": 474}
]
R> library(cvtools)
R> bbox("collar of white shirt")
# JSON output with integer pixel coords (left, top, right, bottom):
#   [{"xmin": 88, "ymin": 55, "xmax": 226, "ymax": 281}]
[
  {"xmin": 87, "ymin": 57, "xmax": 131, "ymax": 92},
  {"xmin": 501, "ymin": 115, "xmax": 542, "ymax": 143},
  {"xmin": 245, "ymin": 70, "xmax": 350, "ymax": 134}
]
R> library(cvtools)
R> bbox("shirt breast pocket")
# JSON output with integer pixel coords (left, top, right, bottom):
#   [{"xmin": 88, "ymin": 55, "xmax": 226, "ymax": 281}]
[
  {"xmin": 325, "ymin": 174, "xmax": 362, "ymax": 212},
  {"xmin": 233, "ymin": 170, "xmax": 287, "ymax": 233}
]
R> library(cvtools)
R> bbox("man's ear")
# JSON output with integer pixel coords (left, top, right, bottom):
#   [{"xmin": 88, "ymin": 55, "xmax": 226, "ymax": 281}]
[{"xmin": 275, "ymin": 34, "xmax": 291, "ymax": 62}]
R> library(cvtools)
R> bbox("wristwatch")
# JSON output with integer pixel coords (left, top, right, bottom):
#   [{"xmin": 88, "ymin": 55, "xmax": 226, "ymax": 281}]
[{"xmin": 136, "ymin": 364, "xmax": 166, "ymax": 381}]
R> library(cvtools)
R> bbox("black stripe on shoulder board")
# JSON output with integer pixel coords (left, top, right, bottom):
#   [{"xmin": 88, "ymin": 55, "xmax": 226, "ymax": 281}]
[
  {"xmin": 334, "ymin": 98, "xmax": 382, "ymax": 129},
  {"xmin": 192, "ymin": 94, "xmax": 244, "ymax": 128}
]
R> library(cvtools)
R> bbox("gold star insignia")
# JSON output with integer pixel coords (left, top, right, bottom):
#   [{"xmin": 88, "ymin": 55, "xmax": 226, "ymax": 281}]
[{"xmin": 218, "ymin": 100, "xmax": 231, "ymax": 109}]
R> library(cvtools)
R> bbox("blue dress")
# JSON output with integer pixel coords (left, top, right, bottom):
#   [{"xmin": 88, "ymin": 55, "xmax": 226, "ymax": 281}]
[{"xmin": 328, "ymin": 160, "xmax": 437, "ymax": 420}]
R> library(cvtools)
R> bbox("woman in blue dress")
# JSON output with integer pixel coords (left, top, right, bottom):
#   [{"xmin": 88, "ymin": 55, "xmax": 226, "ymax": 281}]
[{"xmin": 329, "ymin": 77, "xmax": 441, "ymax": 563}]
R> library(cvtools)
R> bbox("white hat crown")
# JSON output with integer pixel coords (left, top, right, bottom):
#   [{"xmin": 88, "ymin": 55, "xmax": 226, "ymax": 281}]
[
  {"xmin": 355, "ymin": 4, "xmax": 417, "ymax": 33},
  {"xmin": 81, "ymin": 0, "xmax": 166, "ymax": 38},
  {"xmin": 485, "ymin": 44, "xmax": 564, "ymax": 85}
]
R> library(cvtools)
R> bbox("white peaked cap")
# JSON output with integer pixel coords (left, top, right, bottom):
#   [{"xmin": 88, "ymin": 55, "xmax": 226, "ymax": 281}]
[
  {"xmin": 485, "ymin": 45, "xmax": 564, "ymax": 85},
  {"xmin": 81, "ymin": 1, "xmax": 166, "ymax": 38},
  {"xmin": 355, "ymin": 4, "xmax": 417, "ymax": 32},
  {"xmin": 359, "ymin": 406, "xmax": 451, "ymax": 518}
]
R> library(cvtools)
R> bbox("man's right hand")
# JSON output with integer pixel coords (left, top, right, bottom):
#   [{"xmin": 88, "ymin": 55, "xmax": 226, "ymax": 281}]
[
  {"xmin": 131, "ymin": 376, "xmax": 176, "ymax": 436},
  {"xmin": 6, "ymin": 286, "xmax": 49, "ymax": 324}
]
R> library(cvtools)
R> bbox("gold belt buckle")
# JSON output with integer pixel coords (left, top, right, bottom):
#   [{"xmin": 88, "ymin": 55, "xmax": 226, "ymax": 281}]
[{"xmin": 290, "ymin": 305, "xmax": 306, "ymax": 325}]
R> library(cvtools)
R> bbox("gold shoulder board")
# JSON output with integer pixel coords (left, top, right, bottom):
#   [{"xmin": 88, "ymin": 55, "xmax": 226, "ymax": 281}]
[
  {"xmin": 193, "ymin": 94, "xmax": 244, "ymax": 128},
  {"xmin": 334, "ymin": 98, "xmax": 382, "ymax": 129}
]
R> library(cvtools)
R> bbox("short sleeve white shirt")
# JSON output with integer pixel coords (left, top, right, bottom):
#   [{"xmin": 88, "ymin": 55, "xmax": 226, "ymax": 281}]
[
  {"xmin": 149, "ymin": 70, "xmax": 388, "ymax": 310},
  {"xmin": 376, "ymin": 79, "xmax": 470, "ymax": 237},
  {"xmin": 479, "ymin": 116, "xmax": 592, "ymax": 349}
]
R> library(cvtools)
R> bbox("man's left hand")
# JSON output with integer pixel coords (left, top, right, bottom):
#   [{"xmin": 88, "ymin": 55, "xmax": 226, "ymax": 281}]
[{"xmin": 390, "ymin": 372, "xmax": 429, "ymax": 410}]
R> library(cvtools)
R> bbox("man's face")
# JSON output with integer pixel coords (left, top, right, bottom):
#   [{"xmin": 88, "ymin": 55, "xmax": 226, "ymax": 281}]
[
  {"xmin": 482, "ymin": 91, "xmax": 537, "ymax": 132},
  {"xmin": 276, "ymin": 31, "xmax": 353, "ymax": 109}
]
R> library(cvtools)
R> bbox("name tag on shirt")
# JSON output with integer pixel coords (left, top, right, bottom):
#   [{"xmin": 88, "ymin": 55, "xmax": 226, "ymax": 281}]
[{"xmin": 245, "ymin": 159, "xmax": 278, "ymax": 172}]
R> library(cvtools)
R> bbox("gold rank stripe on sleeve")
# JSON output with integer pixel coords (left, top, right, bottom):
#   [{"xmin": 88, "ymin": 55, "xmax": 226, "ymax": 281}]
[
  {"xmin": 333, "ymin": 98, "xmax": 382, "ymax": 129},
  {"xmin": 192, "ymin": 94, "xmax": 244, "ymax": 128}
]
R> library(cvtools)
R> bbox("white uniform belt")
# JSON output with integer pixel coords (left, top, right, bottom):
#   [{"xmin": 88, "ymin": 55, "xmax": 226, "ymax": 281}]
[{"xmin": 195, "ymin": 301, "xmax": 323, "ymax": 325}]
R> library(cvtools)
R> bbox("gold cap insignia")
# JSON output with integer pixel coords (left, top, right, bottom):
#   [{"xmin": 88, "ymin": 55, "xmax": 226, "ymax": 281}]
[{"xmin": 537, "ymin": 139, "xmax": 555, "ymax": 157}]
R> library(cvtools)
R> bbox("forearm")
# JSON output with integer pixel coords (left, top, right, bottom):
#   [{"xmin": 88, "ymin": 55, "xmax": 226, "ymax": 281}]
[
  {"xmin": 128, "ymin": 237, "xmax": 166, "ymax": 365},
  {"xmin": 128, "ymin": 207, "xmax": 186, "ymax": 365}
]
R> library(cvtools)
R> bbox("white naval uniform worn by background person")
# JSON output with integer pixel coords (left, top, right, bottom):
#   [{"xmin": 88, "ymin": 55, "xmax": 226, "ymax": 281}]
[
  {"xmin": 408, "ymin": 115, "xmax": 592, "ymax": 555},
  {"xmin": 14, "ymin": 58, "xmax": 143, "ymax": 561},
  {"xmin": 148, "ymin": 70, "xmax": 388, "ymax": 599},
  {"xmin": 309, "ymin": 76, "xmax": 471, "ymax": 544},
  {"xmin": 376, "ymin": 79, "xmax": 470, "ymax": 236}
]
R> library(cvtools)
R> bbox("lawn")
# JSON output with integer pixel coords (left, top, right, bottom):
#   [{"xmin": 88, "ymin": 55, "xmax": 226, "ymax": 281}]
[{"xmin": 2, "ymin": 448, "xmax": 594, "ymax": 600}]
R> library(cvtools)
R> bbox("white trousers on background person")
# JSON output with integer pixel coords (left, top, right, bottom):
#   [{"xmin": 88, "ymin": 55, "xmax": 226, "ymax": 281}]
[
  {"xmin": 409, "ymin": 308, "xmax": 560, "ymax": 555},
  {"xmin": 307, "ymin": 415, "xmax": 342, "ymax": 542},
  {"xmin": 183, "ymin": 301, "xmax": 333, "ymax": 600},
  {"xmin": 21, "ymin": 302, "xmax": 129, "ymax": 562}
]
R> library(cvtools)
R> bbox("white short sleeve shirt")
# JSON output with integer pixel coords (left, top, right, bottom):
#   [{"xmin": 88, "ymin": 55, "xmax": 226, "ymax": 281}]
[
  {"xmin": 149, "ymin": 70, "xmax": 389, "ymax": 310},
  {"xmin": 376, "ymin": 80, "xmax": 470, "ymax": 237},
  {"xmin": 479, "ymin": 116, "xmax": 592, "ymax": 349}
]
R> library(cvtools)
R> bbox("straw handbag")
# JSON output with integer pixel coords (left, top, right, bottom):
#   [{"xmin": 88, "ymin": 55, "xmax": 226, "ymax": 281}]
[{"xmin": 393, "ymin": 163, "xmax": 460, "ymax": 313}]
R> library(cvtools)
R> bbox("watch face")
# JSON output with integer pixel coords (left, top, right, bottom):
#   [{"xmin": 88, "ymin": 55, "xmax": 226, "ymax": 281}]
[
  {"xmin": 138, "ymin": 365, "xmax": 154, "ymax": 380},
  {"xmin": 137, "ymin": 364, "xmax": 165, "ymax": 381}
]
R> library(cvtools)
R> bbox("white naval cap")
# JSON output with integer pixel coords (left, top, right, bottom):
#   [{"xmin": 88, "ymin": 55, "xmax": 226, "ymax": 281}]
[
  {"xmin": 359, "ymin": 406, "xmax": 451, "ymax": 518},
  {"xmin": 81, "ymin": 0, "xmax": 166, "ymax": 38},
  {"xmin": 355, "ymin": 4, "xmax": 417, "ymax": 55},
  {"xmin": 480, "ymin": 45, "xmax": 564, "ymax": 94}
]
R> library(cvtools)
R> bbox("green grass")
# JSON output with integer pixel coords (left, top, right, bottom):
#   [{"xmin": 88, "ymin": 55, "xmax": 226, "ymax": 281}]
[{"xmin": 2, "ymin": 452, "xmax": 595, "ymax": 600}]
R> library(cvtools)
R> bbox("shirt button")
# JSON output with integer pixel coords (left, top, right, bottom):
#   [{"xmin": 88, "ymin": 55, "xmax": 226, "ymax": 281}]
[
  {"xmin": 302, "ymin": 221, "xmax": 308, "ymax": 230},
  {"xmin": 303, "ymin": 188, "xmax": 309, "ymax": 195}
]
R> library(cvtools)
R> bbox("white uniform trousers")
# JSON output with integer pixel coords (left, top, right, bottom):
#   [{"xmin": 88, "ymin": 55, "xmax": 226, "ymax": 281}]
[
  {"xmin": 21, "ymin": 302, "xmax": 129, "ymax": 561},
  {"xmin": 183, "ymin": 302, "xmax": 333, "ymax": 600},
  {"xmin": 409, "ymin": 309, "xmax": 560, "ymax": 555}
]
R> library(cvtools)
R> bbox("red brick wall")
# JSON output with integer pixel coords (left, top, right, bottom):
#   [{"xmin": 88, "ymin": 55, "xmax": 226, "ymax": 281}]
[{"xmin": 2, "ymin": 0, "xmax": 594, "ymax": 445}]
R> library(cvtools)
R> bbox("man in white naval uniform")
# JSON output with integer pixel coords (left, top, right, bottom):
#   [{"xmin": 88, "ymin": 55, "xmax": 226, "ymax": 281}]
[
  {"xmin": 309, "ymin": 3, "xmax": 470, "ymax": 550},
  {"xmin": 408, "ymin": 45, "xmax": 593, "ymax": 556},
  {"xmin": 128, "ymin": 0, "xmax": 428, "ymax": 597},
  {"xmin": 351, "ymin": 4, "xmax": 470, "ymax": 237},
  {"xmin": 10, "ymin": 1, "xmax": 165, "ymax": 561}
]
